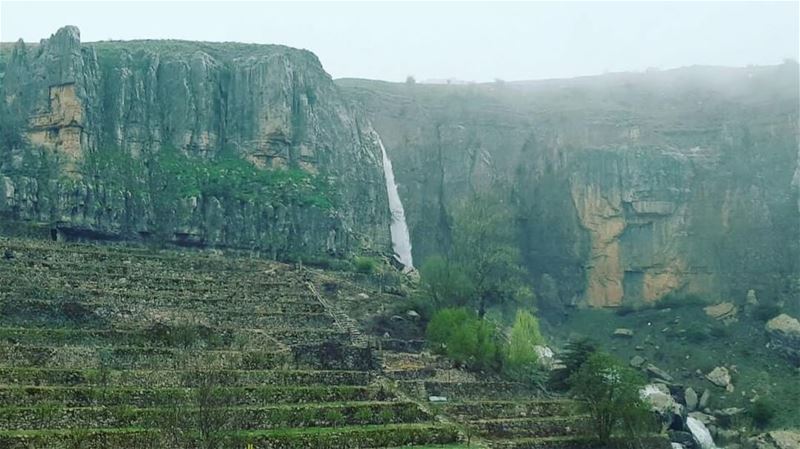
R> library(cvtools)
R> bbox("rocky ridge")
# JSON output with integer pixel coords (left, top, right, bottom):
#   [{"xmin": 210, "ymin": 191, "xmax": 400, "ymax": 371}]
[{"xmin": 0, "ymin": 26, "xmax": 391, "ymax": 259}]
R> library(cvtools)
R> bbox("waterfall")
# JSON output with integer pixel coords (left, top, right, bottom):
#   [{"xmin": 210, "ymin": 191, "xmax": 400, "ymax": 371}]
[
  {"xmin": 376, "ymin": 133, "xmax": 414, "ymax": 268},
  {"xmin": 686, "ymin": 416, "xmax": 718, "ymax": 449}
]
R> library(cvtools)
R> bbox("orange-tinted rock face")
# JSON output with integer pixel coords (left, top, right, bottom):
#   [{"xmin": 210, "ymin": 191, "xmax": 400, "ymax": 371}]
[
  {"xmin": 341, "ymin": 62, "xmax": 800, "ymax": 308},
  {"xmin": 26, "ymin": 83, "xmax": 85, "ymax": 173}
]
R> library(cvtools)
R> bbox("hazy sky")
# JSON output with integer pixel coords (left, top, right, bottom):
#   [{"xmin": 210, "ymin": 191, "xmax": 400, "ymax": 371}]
[{"xmin": 1, "ymin": 1, "xmax": 798, "ymax": 82}]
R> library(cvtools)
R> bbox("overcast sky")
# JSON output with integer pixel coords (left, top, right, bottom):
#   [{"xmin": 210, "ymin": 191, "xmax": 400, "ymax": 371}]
[{"xmin": 1, "ymin": 1, "xmax": 798, "ymax": 82}]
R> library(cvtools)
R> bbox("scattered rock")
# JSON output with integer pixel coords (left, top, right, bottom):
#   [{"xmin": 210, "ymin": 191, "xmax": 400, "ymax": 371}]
[
  {"xmin": 688, "ymin": 411, "xmax": 716, "ymax": 425},
  {"xmin": 746, "ymin": 289, "xmax": 759, "ymax": 305},
  {"xmin": 630, "ymin": 355, "xmax": 646, "ymax": 368},
  {"xmin": 705, "ymin": 366, "xmax": 731, "ymax": 389},
  {"xmin": 613, "ymin": 328, "xmax": 635, "ymax": 338},
  {"xmin": 3, "ymin": 249, "xmax": 14, "ymax": 260},
  {"xmin": 765, "ymin": 314, "xmax": 800, "ymax": 364},
  {"xmin": 534, "ymin": 345, "xmax": 556, "ymax": 369},
  {"xmin": 357, "ymin": 293, "xmax": 370, "ymax": 300},
  {"xmin": 668, "ymin": 431, "xmax": 695, "ymax": 448},
  {"xmin": 646, "ymin": 363, "xmax": 675, "ymax": 382},
  {"xmin": 641, "ymin": 384, "xmax": 683, "ymax": 416},
  {"xmin": 685, "ymin": 387, "xmax": 698, "ymax": 411},
  {"xmin": 750, "ymin": 431, "xmax": 800, "ymax": 449},
  {"xmin": 714, "ymin": 407, "xmax": 744, "ymax": 418},
  {"xmin": 699, "ymin": 389, "xmax": 711, "ymax": 409},
  {"xmin": 704, "ymin": 302, "xmax": 738, "ymax": 323}
]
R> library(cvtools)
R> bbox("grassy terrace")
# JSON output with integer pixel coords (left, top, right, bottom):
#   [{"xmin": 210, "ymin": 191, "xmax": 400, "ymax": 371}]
[{"xmin": 0, "ymin": 237, "xmax": 461, "ymax": 448}]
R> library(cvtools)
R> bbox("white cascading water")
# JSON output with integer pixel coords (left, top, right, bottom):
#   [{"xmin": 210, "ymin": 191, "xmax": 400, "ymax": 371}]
[
  {"xmin": 376, "ymin": 133, "xmax": 414, "ymax": 268},
  {"xmin": 686, "ymin": 416, "xmax": 719, "ymax": 449}
]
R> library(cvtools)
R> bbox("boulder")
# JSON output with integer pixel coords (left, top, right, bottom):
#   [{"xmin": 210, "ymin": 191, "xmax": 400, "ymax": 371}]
[
  {"xmin": 714, "ymin": 407, "xmax": 744, "ymax": 418},
  {"xmin": 705, "ymin": 366, "xmax": 731, "ymax": 389},
  {"xmin": 630, "ymin": 355, "xmax": 647, "ymax": 368},
  {"xmin": 534, "ymin": 345, "xmax": 556, "ymax": 369},
  {"xmin": 685, "ymin": 387, "xmax": 698, "ymax": 411},
  {"xmin": 704, "ymin": 302, "xmax": 738, "ymax": 323},
  {"xmin": 765, "ymin": 314, "xmax": 800, "ymax": 364},
  {"xmin": 715, "ymin": 428, "xmax": 740, "ymax": 446},
  {"xmin": 641, "ymin": 384, "xmax": 683, "ymax": 416},
  {"xmin": 746, "ymin": 289, "xmax": 759, "ymax": 305},
  {"xmin": 688, "ymin": 411, "xmax": 716, "ymax": 425},
  {"xmin": 613, "ymin": 328, "xmax": 635, "ymax": 338},
  {"xmin": 405, "ymin": 310, "xmax": 420, "ymax": 319},
  {"xmin": 647, "ymin": 363, "xmax": 675, "ymax": 382},
  {"xmin": 699, "ymin": 389, "xmax": 711, "ymax": 409},
  {"xmin": 669, "ymin": 431, "xmax": 696, "ymax": 448},
  {"xmin": 750, "ymin": 431, "xmax": 800, "ymax": 449}
]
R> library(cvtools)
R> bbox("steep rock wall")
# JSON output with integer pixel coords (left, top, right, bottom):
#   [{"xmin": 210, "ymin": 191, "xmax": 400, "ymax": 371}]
[
  {"xmin": 0, "ymin": 27, "xmax": 391, "ymax": 258},
  {"xmin": 340, "ymin": 64, "xmax": 800, "ymax": 308}
]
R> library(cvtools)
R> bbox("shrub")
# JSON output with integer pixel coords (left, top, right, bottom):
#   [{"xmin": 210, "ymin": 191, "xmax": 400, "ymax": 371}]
[
  {"xmin": 504, "ymin": 309, "xmax": 546, "ymax": 386},
  {"xmin": 419, "ymin": 255, "xmax": 472, "ymax": 308},
  {"xmin": 685, "ymin": 327, "xmax": 710, "ymax": 343},
  {"xmin": 549, "ymin": 338, "xmax": 598, "ymax": 391},
  {"xmin": 378, "ymin": 408, "xmax": 395, "ymax": 426},
  {"xmin": 426, "ymin": 307, "xmax": 503, "ymax": 372},
  {"xmin": 355, "ymin": 407, "xmax": 373, "ymax": 424},
  {"xmin": 568, "ymin": 352, "xmax": 654, "ymax": 445},
  {"xmin": 752, "ymin": 303, "xmax": 781, "ymax": 322},
  {"xmin": 354, "ymin": 256, "xmax": 379, "ymax": 274},
  {"xmin": 749, "ymin": 398, "xmax": 776, "ymax": 429},
  {"xmin": 615, "ymin": 304, "xmax": 639, "ymax": 316},
  {"xmin": 324, "ymin": 409, "xmax": 345, "ymax": 426},
  {"xmin": 655, "ymin": 293, "xmax": 705, "ymax": 309}
]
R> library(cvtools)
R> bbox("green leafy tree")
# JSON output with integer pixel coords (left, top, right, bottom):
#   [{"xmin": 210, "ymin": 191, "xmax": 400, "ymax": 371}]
[
  {"xmin": 448, "ymin": 195, "xmax": 534, "ymax": 318},
  {"xmin": 419, "ymin": 255, "xmax": 472, "ymax": 308},
  {"xmin": 427, "ymin": 307, "xmax": 502, "ymax": 372},
  {"xmin": 568, "ymin": 352, "xmax": 653, "ymax": 446},
  {"xmin": 505, "ymin": 309, "xmax": 546, "ymax": 385},
  {"xmin": 549, "ymin": 338, "xmax": 599, "ymax": 391}
]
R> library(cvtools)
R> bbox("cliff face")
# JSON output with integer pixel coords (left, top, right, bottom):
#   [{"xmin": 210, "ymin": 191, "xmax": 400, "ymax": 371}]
[
  {"xmin": 339, "ymin": 64, "xmax": 800, "ymax": 308},
  {"xmin": 0, "ymin": 27, "xmax": 391, "ymax": 258}
]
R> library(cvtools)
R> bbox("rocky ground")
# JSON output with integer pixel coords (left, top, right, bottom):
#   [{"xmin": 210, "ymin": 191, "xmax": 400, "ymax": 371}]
[{"xmin": 544, "ymin": 298, "xmax": 800, "ymax": 449}]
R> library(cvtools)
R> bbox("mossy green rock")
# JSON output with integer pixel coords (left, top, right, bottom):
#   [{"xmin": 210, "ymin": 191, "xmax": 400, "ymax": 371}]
[{"xmin": 0, "ymin": 26, "xmax": 391, "ymax": 260}]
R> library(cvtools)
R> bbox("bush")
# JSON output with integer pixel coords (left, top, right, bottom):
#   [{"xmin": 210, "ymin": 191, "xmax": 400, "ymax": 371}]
[
  {"xmin": 426, "ymin": 307, "xmax": 503, "ymax": 372},
  {"xmin": 685, "ymin": 327, "xmax": 710, "ymax": 343},
  {"xmin": 549, "ymin": 338, "xmax": 598, "ymax": 391},
  {"xmin": 568, "ymin": 352, "xmax": 654, "ymax": 446},
  {"xmin": 749, "ymin": 398, "xmax": 776, "ymax": 429},
  {"xmin": 504, "ymin": 309, "xmax": 546, "ymax": 386},
  {"xmin": 354, "ymin": 256, "xmax": 379, "ymax": 274},
  {"xmin": 419, "ymin": 255, "xmax": 472, "ymax": 308},
  {"xmin": 655, "ymin": 293, "xmax": 705, "ymax": 309},
  {"xmin": 752, "ymin": 303, "xmax": 781, "ymax": 322}
]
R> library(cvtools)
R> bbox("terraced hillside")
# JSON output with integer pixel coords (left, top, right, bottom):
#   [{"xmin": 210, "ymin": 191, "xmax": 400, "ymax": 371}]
[{"xmin": 0, "ymin": 237, "xmax": 460, "ymax": 448}]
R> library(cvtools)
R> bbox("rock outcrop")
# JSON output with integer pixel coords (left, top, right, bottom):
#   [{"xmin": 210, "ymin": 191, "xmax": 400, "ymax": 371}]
[
  {"xmin": 339, "ymin": 62, "xmax": 800, "ymax": 308},
  {"xmin": 766, "ymin": 314, "xmax": 800, "ymax": 364},
  {"xmin": 0, "ymin": 27, "xmax": 391, "ymax": 259}
]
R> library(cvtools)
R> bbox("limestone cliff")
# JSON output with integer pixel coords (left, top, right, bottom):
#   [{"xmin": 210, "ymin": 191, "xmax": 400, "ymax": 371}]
[
  {"xmin": 339, "ymin": 63, "xmax": 800, "ymax": 308},
  {"xmin": 0, "ymin": 27, "xmax": 391, "ymax": 259}
]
